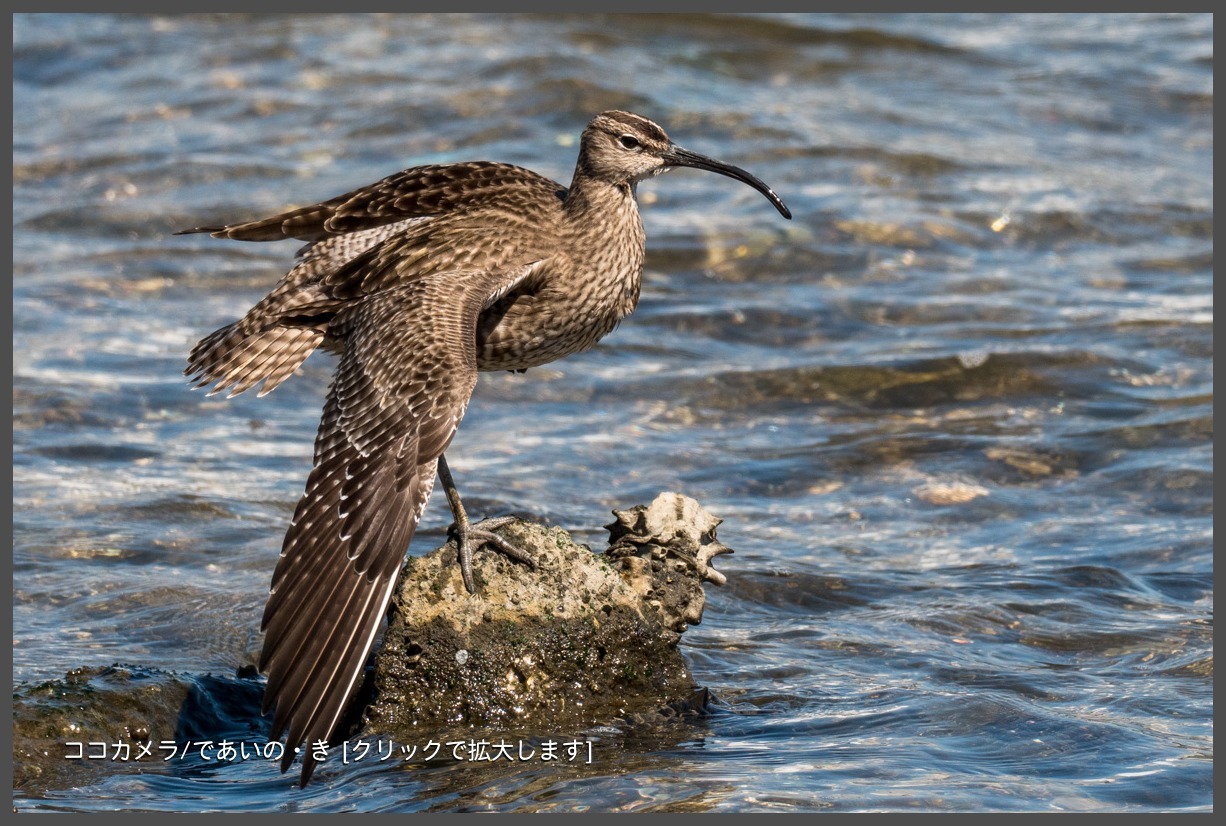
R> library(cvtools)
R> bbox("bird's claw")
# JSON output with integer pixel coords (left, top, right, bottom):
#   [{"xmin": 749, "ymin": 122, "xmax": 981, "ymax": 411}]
[{"xmin": 451, "ymin": 516, "xmax": 537, "ymax": 594}]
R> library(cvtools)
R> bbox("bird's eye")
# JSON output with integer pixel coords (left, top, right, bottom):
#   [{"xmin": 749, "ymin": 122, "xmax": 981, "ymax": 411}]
[{"xmin": 618, "ymin": 135, "xmax": 642, "ymax": 151}]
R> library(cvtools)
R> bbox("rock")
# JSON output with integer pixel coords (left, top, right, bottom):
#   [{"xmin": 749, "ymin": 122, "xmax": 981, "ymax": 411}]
[
  {"xmin": 11, "ymin": 494, "xmax": 734, "ymax": 791},
  {"xmin": 605, "ymin": 492, "xmax": 733, "ymax": 628},
  {"xmin": 364, "ymin": 493, "xmax": 731, "ymax": 738},
  {"xmin": 11, "ymin": 664, "xmax": 265, "ymax": 792},
  {"xmin": 912, "ymin": 481, "xmax": 989, "ymax": 505}
]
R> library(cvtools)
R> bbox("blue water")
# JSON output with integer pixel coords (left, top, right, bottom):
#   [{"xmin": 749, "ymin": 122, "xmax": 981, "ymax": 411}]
[{"xmin": 12, "ymin": 13, "xmax": 1212, "ymax": 812}]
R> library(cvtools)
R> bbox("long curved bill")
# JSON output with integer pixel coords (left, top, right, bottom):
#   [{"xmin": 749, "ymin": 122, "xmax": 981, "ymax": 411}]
[{"xmin": 662, "ymin": 145, "xmax": 792, "ymax": 220}]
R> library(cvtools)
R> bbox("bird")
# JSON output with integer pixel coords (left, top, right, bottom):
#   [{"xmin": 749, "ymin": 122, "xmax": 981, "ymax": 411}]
[{"xmin": 179, "ymin": 110, "xmax": 791, "ymax": 786}]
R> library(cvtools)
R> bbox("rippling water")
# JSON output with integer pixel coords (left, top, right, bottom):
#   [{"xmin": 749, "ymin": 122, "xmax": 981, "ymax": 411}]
[{"xmin": 12, "ymin": 13, "xmax": 1212, "ymax": 812}]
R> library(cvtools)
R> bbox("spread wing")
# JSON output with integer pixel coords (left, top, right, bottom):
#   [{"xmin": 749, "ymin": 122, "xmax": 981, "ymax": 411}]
[
  {"xmin": 175, "ymin": 161, "xmax": 564, "ymax": 242},
  {"xmin": 180, "ymin": 162, "xmax": 563, "ymax": 401},
  {"xmin": 257, "ymin": 262, "xmax": 538, "ymax": 787}
]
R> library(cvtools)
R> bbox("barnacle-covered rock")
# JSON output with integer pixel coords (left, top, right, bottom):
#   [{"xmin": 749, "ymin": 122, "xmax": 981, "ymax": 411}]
[{"xmin": 366, "ymin": 493, "xmax": 731, "ymax": 736}]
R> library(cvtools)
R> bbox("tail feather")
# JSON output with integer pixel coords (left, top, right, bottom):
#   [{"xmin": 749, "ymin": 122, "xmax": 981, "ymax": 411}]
[{"xmin": 187, "ymin": 321, "xmax": 322, "ymax": 398}]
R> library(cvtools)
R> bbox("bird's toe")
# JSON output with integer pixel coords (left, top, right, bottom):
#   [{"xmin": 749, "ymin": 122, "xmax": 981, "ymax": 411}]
[{"xmin": 451, "ymin": 517, "xmax": 538, "ymax": 594}]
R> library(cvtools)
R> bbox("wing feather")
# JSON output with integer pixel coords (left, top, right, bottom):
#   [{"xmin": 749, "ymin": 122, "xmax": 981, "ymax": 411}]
[{"xmin": 257, "ymin": 262, "xmax": 541, "ymax": 786}]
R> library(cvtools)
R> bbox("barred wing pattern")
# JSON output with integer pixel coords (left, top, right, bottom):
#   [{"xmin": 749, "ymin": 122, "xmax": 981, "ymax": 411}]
[
  {"xmin": 178, "ymin": 161, "xmax": 563, "ymax": 243},
  {"xmin": 257, "ymin": 264, "xmax": 536, "ymax": 785},
  {"xmin": 180, "ymin": 162, "xmax": 562, "ymax": 400}
]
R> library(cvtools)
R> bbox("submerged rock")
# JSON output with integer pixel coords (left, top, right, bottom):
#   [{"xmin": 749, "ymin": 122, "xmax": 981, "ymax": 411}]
[
  {"xmin": 11, "ymin": 664, "xmax": 266, "ymax": 791},
  {"xmin": 365, "ymin": 492, "xmax": 732, "ymax": 737}
]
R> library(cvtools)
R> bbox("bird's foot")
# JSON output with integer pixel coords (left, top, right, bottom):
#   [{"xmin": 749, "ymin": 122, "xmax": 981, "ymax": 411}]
[{"xmin": 451, "ymin": 515, "xmax": 537, "ymax": 594}]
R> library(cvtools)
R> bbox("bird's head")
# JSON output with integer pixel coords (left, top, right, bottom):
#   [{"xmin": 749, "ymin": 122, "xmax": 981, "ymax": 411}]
[{"xmin": 578, "ymin": 110, "xmax": 791, "ymax": 219}]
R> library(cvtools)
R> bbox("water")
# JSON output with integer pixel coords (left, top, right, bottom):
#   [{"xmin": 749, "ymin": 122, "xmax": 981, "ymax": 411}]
[{"xmin": 12, "ymin": 13, "xmax": 1211, "ymax": 812}]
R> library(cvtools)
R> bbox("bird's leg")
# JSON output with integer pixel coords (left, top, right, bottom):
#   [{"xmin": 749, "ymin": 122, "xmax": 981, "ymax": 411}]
[{"xmin": 437, "ymin": 454, "xmax": 536, "ymax": 593}]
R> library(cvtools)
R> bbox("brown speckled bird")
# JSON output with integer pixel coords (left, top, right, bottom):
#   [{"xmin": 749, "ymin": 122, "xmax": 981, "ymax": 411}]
[{"xmin": 180, "ymin": 110, "xmax": 790, "ymax": 786}]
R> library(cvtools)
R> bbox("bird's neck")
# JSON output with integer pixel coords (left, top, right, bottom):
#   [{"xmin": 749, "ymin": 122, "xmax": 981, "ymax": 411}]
[
  {"xmin": 563, "ymin": 166, "xmax": 638, "ymax": 224},
  {"xmin": 557, "ymin": 163, "xmax": 646, "ymax": 326}
]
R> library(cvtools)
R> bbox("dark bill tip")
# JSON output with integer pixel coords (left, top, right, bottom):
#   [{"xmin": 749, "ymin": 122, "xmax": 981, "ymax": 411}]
[{"xmin": 662, "ymin": 145, "xmax": 792, "ymax": 220}]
